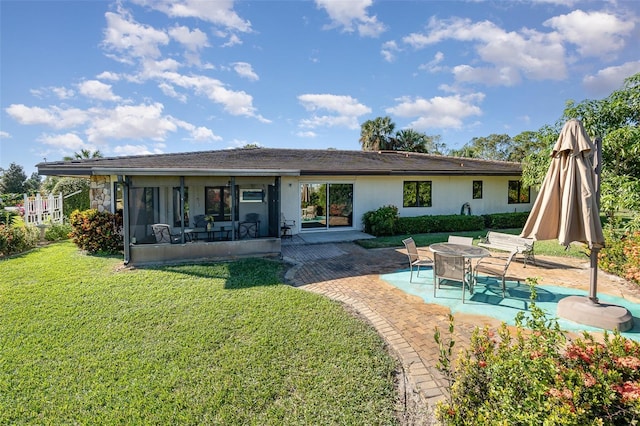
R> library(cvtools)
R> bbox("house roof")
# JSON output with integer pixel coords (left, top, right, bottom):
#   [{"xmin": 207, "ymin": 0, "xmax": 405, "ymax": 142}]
[{"xmin": 36, "ymin": 148, "xmax": 522, "ymax": 177}]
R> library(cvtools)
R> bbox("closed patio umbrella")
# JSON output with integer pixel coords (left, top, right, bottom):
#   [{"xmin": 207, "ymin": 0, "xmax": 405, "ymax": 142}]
[{"xmin": 521, "ymin": 119, "xmax": 632, "ymax": 331}]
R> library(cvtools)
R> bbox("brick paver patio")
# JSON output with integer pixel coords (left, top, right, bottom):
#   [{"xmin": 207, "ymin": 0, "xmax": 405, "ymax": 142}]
[{"xmin": 282, "ymin": 241, "xmax": 640, "ymax": 417}]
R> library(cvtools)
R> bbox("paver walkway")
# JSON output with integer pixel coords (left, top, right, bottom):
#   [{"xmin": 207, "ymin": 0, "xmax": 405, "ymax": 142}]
[{"xmin": 282, "ymin": 241, "xmax": 640, "ymax": 417}]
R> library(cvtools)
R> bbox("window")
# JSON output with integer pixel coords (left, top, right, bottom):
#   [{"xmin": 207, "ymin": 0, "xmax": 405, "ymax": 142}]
[
  {"xmin": 473, "ymin": 181, "xmax": 483, "ymax": 199},
  {"xmin": 205, "ymin": 186, "xmax": 239, "ymax": 221},
  {"xmin": 508, "ymin": 180, "xmax": 530, "ymax": 204},
  {"xmin": 172, "ymin": 187, "xmax": 189, "ymax": 227},
  {"xmin": 403, "ymin": 181, "xmax": 432, "ymax": 207}
]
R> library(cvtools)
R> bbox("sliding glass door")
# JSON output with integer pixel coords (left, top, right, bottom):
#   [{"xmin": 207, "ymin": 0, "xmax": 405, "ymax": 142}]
[{"xmin": 300, "ymin": 183, "xmax": 353, "ymax": 230}]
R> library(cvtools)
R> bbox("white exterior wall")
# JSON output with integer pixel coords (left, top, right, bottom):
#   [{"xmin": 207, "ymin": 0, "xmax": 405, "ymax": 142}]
[{"xmin": 282, "ymin": 174, "xmax": 535, "ymax": 234}]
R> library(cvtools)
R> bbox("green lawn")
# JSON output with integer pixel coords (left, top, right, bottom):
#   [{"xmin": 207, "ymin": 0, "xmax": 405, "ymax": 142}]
[
  {"xmin": 1, "ymin": 242, "xmax": 398, "ymax": 425},
  {"xmin": 357, "ymin": 228, "xmax": 588, "ymax": 258}
]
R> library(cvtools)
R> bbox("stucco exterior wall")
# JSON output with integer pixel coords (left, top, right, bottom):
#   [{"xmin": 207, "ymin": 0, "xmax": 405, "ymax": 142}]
[{"xmin": 286, "ymin": 174, "xmax": 535, "ymax": 233}]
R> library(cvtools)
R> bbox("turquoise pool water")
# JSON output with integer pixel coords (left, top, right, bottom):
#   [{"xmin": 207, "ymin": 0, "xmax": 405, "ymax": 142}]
[{"xmin": 381, "ymin": 268, "xmax": 640, "ymax": 341}]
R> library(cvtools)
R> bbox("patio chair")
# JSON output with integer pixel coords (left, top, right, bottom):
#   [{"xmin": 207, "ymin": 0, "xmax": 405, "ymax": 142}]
[
  {"xmin": 402, "ymin": 237, "xmax": 433, "ymax": 282},
  {"xmin": 448, "ymin": 235, "xmax": 473, "ymax": 245},
  {"xmin": 434, "ymin": 252, "xmax": 471, "ymax": 303},
  {"xmin": 151, "ymin": 224, "xmax": 182, "ymax": 244},
  {"xmin": 281, "ymin": 213, "xmax": 295, "ymax": 239},
  {"xmin": 238, "ymin": 213, "xmax": 260, "ymax": 239},
  {"xmin": 474, "ymin": 251, "xmax": 518, "ymax": 298}
]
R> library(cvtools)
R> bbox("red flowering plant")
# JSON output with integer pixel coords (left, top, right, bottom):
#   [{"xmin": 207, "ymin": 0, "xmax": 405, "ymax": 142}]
[
  {"xmin": 69, "ymin": 209, "xmax": 123, "ymax": 254},
  {"xmin": 435, "ymin": 278, "xmax": 640, "ymax": 425}
]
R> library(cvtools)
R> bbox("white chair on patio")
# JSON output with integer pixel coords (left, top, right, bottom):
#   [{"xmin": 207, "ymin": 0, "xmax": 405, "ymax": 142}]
[
  {"xmin": 402, "ymin": 237, "xmax": 433, "ymax": 282},
  {"xmin": 448, "ymin": 235, "xmax": 473, "ymax": 245}
]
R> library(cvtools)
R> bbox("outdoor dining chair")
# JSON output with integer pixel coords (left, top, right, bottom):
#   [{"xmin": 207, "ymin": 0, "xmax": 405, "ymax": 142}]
[
  {"xmin": 402, "ymin": 237, "xmax": 433, "ymax": 282},
  {"xmin": 448, "ymin": 235, "xmax": 473, "ymax": 245},
  {"xmin": 433, "ymin": 252, "xmax": 471, "ymax": 303},
  {"xmin": 281, "ymin": 213, "xmax": 295, "ymax": 239},
  {"xmin": 151, "ymin": 224, "xmax": 183, "ymax": 244},
  {"xmin": 474, "ymin": 251, "xmax": 518, "ymax": 298}
]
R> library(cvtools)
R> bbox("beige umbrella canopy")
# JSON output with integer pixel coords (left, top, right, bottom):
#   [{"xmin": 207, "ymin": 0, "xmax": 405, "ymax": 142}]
[
  {"xmin": 521, "ymin": 119, "xmax": 632, "ymax": 331},
  {"xmin": 521, "ymin": 119, "xmax": 604, "ymax": 248}
]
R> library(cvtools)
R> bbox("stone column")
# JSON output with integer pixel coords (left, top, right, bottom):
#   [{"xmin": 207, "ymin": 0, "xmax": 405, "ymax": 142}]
[{"xmin": 90, "ymin": 176, "xmax": 112, "ymax": 212}]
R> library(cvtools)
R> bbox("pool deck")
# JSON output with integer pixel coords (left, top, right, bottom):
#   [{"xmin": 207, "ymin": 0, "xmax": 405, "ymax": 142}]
[{"xmin": 282, "ymin": 238, "xmax": 640, "ymax": 418}]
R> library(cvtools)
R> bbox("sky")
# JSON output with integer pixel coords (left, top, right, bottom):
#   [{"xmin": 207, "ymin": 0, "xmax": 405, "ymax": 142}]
[{"xmin": 1, "ymin": 0, "xmax": 639, "ymax": 176}]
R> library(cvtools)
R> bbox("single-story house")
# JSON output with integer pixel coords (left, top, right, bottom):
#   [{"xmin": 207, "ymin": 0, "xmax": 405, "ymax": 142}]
[{"xmin": 36, "ymin": 147, "xmax": 534, "ymax": 266}]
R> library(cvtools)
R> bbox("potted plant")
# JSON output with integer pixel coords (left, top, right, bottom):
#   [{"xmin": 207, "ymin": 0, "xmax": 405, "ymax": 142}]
[{"xmin": 205, "ymin": 215, "xmax": 215, "ymax": 231}]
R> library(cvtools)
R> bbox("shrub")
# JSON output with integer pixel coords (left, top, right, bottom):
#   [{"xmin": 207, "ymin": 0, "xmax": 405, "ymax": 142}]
[
  {"xmin": 600, "ymin": 230, "xmax": 640, "ymax": 285},
  {"xmin": 435, "ymin": 281, "xmax": 640, "ymax": 425},
  {"xmin": 481, "ymin": 211, "xmax": 530, "ymax": 229},
  {"xmin": 69, "ymin": 209, "xmax": 123, "ymax": 254},
  {"xmin": 362, "ymin": 205, "xmax": 399, "ymax": 236},
  {"xmin": 0, "ymin": 218, "xmax": 39, "ymax": 257},
  {"xmin": 45, "ymin": 222, "xmax": 73, "ymax": 242},
  {"xmin": 396, "ymin": 214, "xmax": 485, "ymax": 235}
]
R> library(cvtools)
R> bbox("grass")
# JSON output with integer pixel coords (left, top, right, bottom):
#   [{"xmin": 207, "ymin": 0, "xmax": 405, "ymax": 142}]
[
  {"xmin": 356, "ymin": 228, "xmax": 588, "ymax": 258},
  {"xmin": 1, "ymin": 242, "xmax": 399, "ymax": 425}
]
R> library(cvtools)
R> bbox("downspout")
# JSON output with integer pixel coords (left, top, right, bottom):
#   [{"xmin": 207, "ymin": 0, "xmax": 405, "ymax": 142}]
[
  {"xmin": 121, "ymin": 175, "xmax": 131, "ymax": 265},
  {"xmin": 180, "ymin": 176, "xmax": 186, "ymax": 244},
  {"xmin": 231, "ymin": 176, "xmax": 236, "ymax": 240},
  {"xmin": 275, "ymin": 176, "xmax": 282, "ymax": 238}
]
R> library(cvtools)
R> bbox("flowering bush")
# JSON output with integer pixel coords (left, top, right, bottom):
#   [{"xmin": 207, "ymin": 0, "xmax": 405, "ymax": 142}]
[
  {"xmin": 69, "ymin": 209, "xmax": 123, "ymax": 254},
  {"xmin": 600, "ymin": 230, "xmax": 640, "ymax": 285},
  {"xmin": 0, "ymin": 218, "xmax": 39, "ymax": 257},
  {"xmin": 435, "ymin": 281, "xmax": 640, "ymax": 425}
]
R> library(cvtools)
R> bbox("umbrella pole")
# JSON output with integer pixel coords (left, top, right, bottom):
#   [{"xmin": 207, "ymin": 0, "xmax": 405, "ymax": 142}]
[{"xmin": 588, "ymin": 247, "xmax": 600, "ymax": 305}]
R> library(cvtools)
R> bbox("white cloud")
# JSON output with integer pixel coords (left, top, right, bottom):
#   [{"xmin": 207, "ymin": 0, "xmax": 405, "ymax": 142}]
[
  {"xmin": 583, "ymin": 61, "xmax": 640, "ymax": 96},
  {"xmin": 78, "ymin": 80, "xmax": 121, "ymax": 102},
  {"xmin": 452, "ymin": 65, "xmax": 522, "ymax": 86},
  {"xmin": 38, "ymin": 132, "xmax": 90, "ymax": 151},
  {"xmin": 169, "ymin": 25, "xmax": 209, "ymax": 51},
  {"xmin": 131, "ymin": 0, "xmax": 252, "ymax": 32},
  {"xmin": 403, "ymin": 16, "xmax": 567, "ymax": 85},
  {"xmin": 111, "ymin": 144, "xmax": 156, "ymax": 156},
  {"xmin": 52, "ymin": 87, "xmax": 75, "ymax": 99},
  {"xmin": 298, "ymin": 94, "xmax": 371, "ymax": 130},
  {"xmin": 102, "ymin": 9, "xmax": 170, "ymax": 62},
  {"xmin": 381, "ymin": 40, "xmax": 399, "ymax": 62},
  {"xmin": 544, "ymin": 10, "xmax": 635, "ymax": 59},
  {"xmin": 189, "ymin": 126, "xmax": 222, "ymax": 142},
  {"xmin": 418, "ymin": 51, "xmax": 445, "ymax": 73},
  {"xmin": 0, "ymin": 131, "xmax": 11, "ymax": 138},
  {"xmin": 85, "ymin": 103, "xmax": 178, "ymax": 143},
  {"xmin": 158, "ymin": 82, "xmax": 187, "ymax": 102},
  {"xmin": 159, "ymin": 71, "xmax": 267, "ymax": 120},
  {"xmin": 386, "ymin": 93, "xmax": 485, "ymax": 130},
  {"xmin": 96, "ymin": 71, "xmax": 120, "ymax": 81},
  {"xmin": 5, "ymin": 104, "xmax": 90, "ymax": 129},
  {"xmin": 232, "ymin": 62, "xmax": 259, "ymax": 81},
  {"xmin": 296, "ymin": 131, "xmax": 317, "ymax": 138},
  {"xmin": 315, "ymin": 0, "xmax": 386, "ymax": 37}
]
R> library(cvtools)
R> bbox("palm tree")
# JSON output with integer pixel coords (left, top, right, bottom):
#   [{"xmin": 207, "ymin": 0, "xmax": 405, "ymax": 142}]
[
  {"xmin": 359, "ymin": 116, "xmax": 395, "ymax": 151},
  {"xmin": 393, "ymin": 129, "xmax": 435, "ymax": 153},
  {"xmin": 63, "ymin": 149, "xmax": 103, "ymax": 161}
]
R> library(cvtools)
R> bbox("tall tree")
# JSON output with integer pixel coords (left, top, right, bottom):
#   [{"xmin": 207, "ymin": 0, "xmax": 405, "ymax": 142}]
[
  {"xmin": 451, "ymin": 134, "xmax": 514, "ymax": 161},
  {"xmin": 392, "ymin": 129, "xmax": 442, "ymax": 154},
  {"xmin": 359, "ymin": 116, "xmax": 395, "ymax": 151},
  {"xmin": 0, "ymin": 162, "xmax": 28, "ymax": 194}
]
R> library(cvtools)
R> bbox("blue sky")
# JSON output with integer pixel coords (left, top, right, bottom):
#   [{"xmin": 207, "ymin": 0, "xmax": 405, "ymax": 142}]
[{"xmin": 1, "ymin": 0, "xmax": 639, "ymax": 175}]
